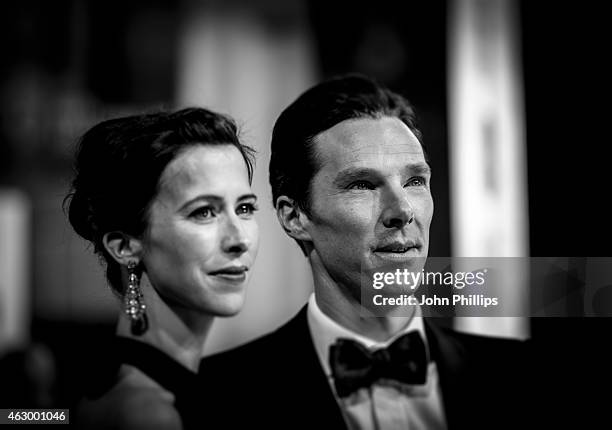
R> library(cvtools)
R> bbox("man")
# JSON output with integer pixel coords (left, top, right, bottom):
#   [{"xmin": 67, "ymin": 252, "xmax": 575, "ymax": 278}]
[{"xmin": 200, "ymin": 75, "xmax": 527, "ymax": 429}]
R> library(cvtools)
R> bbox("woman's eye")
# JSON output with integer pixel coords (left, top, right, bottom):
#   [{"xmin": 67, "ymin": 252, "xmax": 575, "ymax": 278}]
[
  {"xmin": 348, "ymin": 180, "xmax": 374, "ymax": 190},
  {"xmin": 190, "ymin": 207, "xmax": 215, "ymax": 219},
  {"xmin": 406, "ymin": 176, "xmax": 427, "ymax": 187},
  {"xmin": 237, "ymin": 203, "xmax": 258, "ymax": 216}
]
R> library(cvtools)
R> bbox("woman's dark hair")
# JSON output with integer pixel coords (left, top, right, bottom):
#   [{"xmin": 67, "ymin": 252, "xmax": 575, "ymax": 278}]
[{"xmin": 64, "ymin": 107, "xmax": 255, "ymax": 295}]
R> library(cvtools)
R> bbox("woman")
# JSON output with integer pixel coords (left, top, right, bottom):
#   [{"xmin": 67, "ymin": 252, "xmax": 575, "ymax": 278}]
[{"xmin": 65, "ymin": 107, "xmax": 259, "ymax": 429}]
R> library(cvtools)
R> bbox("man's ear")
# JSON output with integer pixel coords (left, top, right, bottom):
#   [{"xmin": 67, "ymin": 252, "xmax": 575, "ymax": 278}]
[
  {"xmin": 102, "ymin": 231, "xmax": 144, "ymax": 266},
  {"xmin": 275, "ymin": 196, "xmax": 313, "ymax": 244}
]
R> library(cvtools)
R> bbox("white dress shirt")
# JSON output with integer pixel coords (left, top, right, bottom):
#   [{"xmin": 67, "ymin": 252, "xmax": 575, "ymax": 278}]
[{"xmin": 306, "ymin": 294, "xmax": 447, "ymax": 430}]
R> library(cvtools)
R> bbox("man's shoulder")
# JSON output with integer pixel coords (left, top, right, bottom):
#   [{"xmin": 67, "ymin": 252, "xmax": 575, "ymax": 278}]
[
  {"xmin": 202, "ymin": 306, "xmax": 309, "ymax": 372},
  {"xmin": 425, "ymin": 321, "xmax": 529, "ymax": 375},
  {"xmin": 204, "ymin": 328, "xmax": 283, "ymax": 366},
  {"xmin": 437, "ymin": 324, "xmax": 527, "ymax": 349},
  {"xmin": 198, "ymin": 306, "xmax": 345, "ymax": 428}
]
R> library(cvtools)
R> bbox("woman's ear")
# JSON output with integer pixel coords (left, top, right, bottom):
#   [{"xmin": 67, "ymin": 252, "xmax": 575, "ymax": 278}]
[
  {"xmin": 102, "ymin": 231, "xmax": 144, "ymax": 266},
  {"xmin": 275, "ymin": 196, "xmax": 313, "ymax": 244}
]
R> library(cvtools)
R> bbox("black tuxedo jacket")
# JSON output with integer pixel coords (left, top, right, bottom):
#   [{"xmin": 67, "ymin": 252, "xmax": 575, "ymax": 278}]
[{"xmin": 199, "ymin": 306, "xmax": 529, "ymax": 429}]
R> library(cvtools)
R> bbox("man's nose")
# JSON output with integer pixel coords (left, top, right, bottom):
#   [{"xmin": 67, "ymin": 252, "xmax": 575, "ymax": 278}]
[
  {"xmin": 221, "ymin": 215, "xmax": 250, "ymax": 255},
  {"xmin": 381, "ymin": 186, "xmax": 415, "ymax": 229}
]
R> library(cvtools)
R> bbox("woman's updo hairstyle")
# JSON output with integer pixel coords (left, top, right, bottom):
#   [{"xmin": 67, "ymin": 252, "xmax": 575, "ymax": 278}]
[{"xmin": 64, "ymin": 107, "xmax": 255, "ymax": 295}]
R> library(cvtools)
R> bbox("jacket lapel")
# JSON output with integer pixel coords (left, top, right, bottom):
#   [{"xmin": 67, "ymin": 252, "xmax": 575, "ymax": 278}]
[
  {"xmin": 271, "ymin": 305, "xmax": 348, "ymax": 428},
  {"xmin": 424, "ymin": 319, "xmax": 470, "ymax": 429}
]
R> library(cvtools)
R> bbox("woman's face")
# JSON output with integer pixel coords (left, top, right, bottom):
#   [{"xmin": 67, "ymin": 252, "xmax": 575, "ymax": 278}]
[{"xmin": 141, "ymin": 144, "xmax": 259, "ymax": 317}]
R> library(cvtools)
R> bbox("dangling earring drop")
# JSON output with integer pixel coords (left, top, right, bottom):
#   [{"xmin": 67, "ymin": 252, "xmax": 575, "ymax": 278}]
[{"xmin": 124, "ymin": 261, "xmax": 148, "ymax": 335}]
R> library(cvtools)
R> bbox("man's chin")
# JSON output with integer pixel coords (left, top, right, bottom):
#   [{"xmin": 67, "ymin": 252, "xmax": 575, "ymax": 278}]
[{"xmin": 367, "ymin": 253, "xmax": 426, "ymax": 269}]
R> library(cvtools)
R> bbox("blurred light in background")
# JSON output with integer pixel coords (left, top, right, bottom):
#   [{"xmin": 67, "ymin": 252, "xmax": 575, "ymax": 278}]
[
  {"xmin": 448, "ymin": 0, "xmax": 528, "ymax": 338},
  {"xmin": 0, "ymin": 189, "xmax": 30, "ymax": 354},
  {"xmin": 175, "ymin": 0, "xmax": 317, "ymax": 355}
]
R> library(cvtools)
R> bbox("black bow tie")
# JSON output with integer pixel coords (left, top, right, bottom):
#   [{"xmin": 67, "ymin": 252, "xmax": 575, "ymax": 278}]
[{"xmin": 329, "ymin": 331, "xmax": 428, "ymax": 398}]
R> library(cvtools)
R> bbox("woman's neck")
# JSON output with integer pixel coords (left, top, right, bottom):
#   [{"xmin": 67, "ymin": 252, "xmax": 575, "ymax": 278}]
[{"xmin": 116, "ymin": 275, "xmax": 214, "ymax": 373}]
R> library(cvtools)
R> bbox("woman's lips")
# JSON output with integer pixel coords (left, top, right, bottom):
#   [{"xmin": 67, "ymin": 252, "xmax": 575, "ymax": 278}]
[{"xmin": 209, "ymin": 266, "xmax": 248, "ymax": 282}]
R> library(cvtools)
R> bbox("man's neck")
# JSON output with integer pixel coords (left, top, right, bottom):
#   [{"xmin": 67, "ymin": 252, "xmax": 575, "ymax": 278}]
[{"xmin": 310, "ymin": 258, "xmax": 417, "ymax": 342}]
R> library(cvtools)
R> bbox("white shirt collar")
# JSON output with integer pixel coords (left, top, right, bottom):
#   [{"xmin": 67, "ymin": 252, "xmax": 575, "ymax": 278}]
[{"xmin": 306, "ymin": 293, "xmax": 429, "ymax": 377}]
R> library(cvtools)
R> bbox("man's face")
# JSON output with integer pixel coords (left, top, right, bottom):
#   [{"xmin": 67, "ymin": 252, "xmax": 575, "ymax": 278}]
[{"xmin": 304, "ymin": 116, "xmax": 433, "ymax": 299}]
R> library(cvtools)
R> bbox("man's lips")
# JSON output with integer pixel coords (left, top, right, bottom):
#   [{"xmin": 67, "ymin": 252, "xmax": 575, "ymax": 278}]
[{"xmin": 374, "ymin": 241, "xmax": 420, "ymax": 253}]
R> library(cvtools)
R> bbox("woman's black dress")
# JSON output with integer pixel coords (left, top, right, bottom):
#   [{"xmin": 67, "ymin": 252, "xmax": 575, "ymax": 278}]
[{"xmin": 81, "ymin": 337, "xmax": 202, "ymax": 430}]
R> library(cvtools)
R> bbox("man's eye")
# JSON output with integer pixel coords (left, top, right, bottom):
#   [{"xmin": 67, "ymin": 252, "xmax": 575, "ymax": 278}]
[
  {"xmin": 348, "ymin": 180, "xmax": 374, "ymax": 190},
  {"xmin": 190, "ymin": 207, "xmax": 216, "ymax": 219},
  {"xmin": 406, "ymin": 176, "xmax": 427, "ymax": 187},
  {"xmin": 236, "ymin": 203, "xmax": 258, "ymax": 216}
]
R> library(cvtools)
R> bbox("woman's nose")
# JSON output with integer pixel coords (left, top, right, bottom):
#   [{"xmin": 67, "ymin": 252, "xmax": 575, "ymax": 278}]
[{"xmin": 221, "ymin": 216, "xmax": 250, "ymax": 255}]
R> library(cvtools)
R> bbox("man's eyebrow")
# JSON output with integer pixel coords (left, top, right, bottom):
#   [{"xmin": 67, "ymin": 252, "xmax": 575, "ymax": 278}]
[
  {"xmin": 333, "ymin": 163, "xmax": 432, "ymax": 187},
  {"xmin": 332, "ymin": 167, "xmax": 380, "ymax": 187},
  {"xmin": 407, "ymin": 162, "xmax": 432, "ymax": 175}
]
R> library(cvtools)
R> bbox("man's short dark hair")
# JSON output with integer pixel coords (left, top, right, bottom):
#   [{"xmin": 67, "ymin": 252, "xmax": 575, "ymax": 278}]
[{"xmin": 269, "ymin": 74, "xmax": 423, "ymax": 215}]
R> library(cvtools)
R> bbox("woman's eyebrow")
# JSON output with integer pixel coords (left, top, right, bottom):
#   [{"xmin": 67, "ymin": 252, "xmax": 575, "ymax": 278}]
[
  {"xmin": 178, "ymin": 195, "xmax": 223, "ymax": 211},
  {"xmin": 237, "ymin": 193, "xmax": 257, "ymax": 201},
  {"xmin": 178, "ymin": 193, "xmax": 257, "ymax": 211}
]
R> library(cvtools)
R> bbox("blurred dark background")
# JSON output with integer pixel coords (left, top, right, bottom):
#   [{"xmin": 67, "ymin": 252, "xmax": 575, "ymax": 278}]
[
  {"xmin": 0, "ymin": 0, "xmax": 609, "ymax": 421},
  {"xmin": 521, "ymin": 2, "xmax": 610, "ymax": 425}
]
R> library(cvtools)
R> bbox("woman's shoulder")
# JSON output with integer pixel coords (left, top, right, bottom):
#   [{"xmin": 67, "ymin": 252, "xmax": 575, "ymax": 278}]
[{"xmin": 77, "ymin": 365, "xmax": 182, "ymax": 430}]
